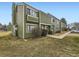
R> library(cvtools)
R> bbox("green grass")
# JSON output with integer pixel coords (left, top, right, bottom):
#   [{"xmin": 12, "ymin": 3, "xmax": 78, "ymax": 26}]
[{"xmin": 0, "ymin": 34, "xmax": 79, "ymax": 56}]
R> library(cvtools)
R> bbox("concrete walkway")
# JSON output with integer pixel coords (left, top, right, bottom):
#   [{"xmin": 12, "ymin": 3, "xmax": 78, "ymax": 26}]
[{"xmin": 47, "ymin": 31, "xmax": 71, "ymax": 39}]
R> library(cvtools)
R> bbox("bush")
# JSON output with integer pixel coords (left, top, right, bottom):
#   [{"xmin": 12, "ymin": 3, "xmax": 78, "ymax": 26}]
[
  {"xmin": 48, "ymin": 30, "xmax": 53, "ymax": 34},
  {"xmin": 62, "ymin": 28, "xmax": 68, "ymax": 31},
  {"xmin": 65, "ymin": 28, "xmax": 68, "ymax": 31},
  {"xmin": 56, "ymin": 30, "xmax": 61, "ymax": 33},
  {"xmin": 32, "ymin": 27, "xmax": 42, "ymax": 38},
  {"xmin": 41, "ymin": 29, "xmax": 48, "ymax": 36},
  {"xmin": 32, "ymin": 27, "xmax": 48, "ymax": 38}
]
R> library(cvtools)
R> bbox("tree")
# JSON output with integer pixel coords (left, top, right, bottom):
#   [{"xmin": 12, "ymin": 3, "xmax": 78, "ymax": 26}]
[
  {"xmin": 3, "ymin": 24, "xmax": 7, "ymax": 31},
  {"xmin": 7, "ymin": 22, "xmax": 12, "ymax": 31},
  {"xmin": 73, "ymin": 22, "xmax": 79, "ymax": 30}
]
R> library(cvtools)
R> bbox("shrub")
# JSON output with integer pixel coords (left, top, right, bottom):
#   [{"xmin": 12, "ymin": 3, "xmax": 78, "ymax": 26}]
[
  {"xmin": 65, "ymin": 28, "xmax": 68, "ymax": 31},
  {"xmin": 48, "ymin": 30, "xmax": 53, "ymax": 34},
  {"xmin": 56, "ymin": 30, "xmax": 61, "ymax": 33},
  {"xmin": 41, "ymin": 29, "xmax": 48, "ymax": 36},
  {"xmin": 31, "ymin": 27, "xmax": 42, "ymax": 38}
]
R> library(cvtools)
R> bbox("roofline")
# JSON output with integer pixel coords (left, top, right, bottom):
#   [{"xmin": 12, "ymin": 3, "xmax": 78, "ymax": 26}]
[
  {"xmin": 47, "ymin": 13, "xmax": 60, "ymax": 21},
  {"xmin": 14, "ymin": 2, "xmax": 66, "ymax": 24},
  {"xmin": 16, "ymin": 2, "xmax": 39, "ymax": 11},
  {"xmin": 39, "ymin": 10, "xmax": 50, "ymax": 17},
  {"xmin": 15, "ymin": 2, "xmax": 50, "ymax": 15}
]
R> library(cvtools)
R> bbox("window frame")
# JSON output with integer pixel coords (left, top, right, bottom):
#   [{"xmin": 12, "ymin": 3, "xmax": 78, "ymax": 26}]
[
  {"xmin": 26, "ymin": 8, "xmax": 38, "ymax": 18},
  {"xmin": 26, "ymin": 24, "xmax": 37, "ymax": 33}
]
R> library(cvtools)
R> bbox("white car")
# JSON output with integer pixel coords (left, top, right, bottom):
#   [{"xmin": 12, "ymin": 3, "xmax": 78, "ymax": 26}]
[{"xmin": 71, "ymin": 30, "xmax": 79, "ymax": 33}]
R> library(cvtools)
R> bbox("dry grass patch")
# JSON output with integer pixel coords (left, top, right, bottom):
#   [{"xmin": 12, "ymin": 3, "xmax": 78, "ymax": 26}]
[
  {"xmin": 0, "ymin": 31, "xmax": 12, "ymax": 37},
  {"xmin": 0, "ymin": 32, "xmax": 79, "ymax": 56}
]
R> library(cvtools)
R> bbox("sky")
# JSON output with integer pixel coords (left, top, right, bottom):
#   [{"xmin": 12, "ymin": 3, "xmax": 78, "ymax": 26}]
[{"xmin": 0, "ymin": 2, "xmax": 79, "ymax": 25}]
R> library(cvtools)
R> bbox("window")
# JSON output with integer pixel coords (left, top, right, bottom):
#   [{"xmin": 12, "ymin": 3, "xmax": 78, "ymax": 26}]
[
  {"xmin": 27, "ymin": 8, "xmax": 30, "ymax": 15},
  {"xmin": 26, "ymin": 24, "xmax": 37, "ymax": 33},
  {"xmin": 52, "ymin": 25, "xmax": 54, "ymax": 29},
  {"xmin": 30, "ymin": 10, "xmax": 33, "ymax": 16},
  {"xmin": 26, "ymin": 8, "xmax": 38, "ymax": 17},
  {"xmin": 27, "ymin": 25, "xmax": 35, "ymax": 33},
  {"xmin": 29, "ymin": 25, "xmax": 35, "ymax": 31},
  {"xmin": 53, "ymin": 19, "xmax": 55, "ymax": 22},
  {"xmin": 41, "ymin": 25, "xmax": 45, "ymax": 29},
  {"xmin": 31, "ymin": 10, "xmax": 38, "ymax": 17},
  {"xmin": 36, "ymin": 12, "xmax": 39, "ymax": 17},
  {"xmin": 57, "ymin": 21, "xmax": 59, "ymax": 24}
]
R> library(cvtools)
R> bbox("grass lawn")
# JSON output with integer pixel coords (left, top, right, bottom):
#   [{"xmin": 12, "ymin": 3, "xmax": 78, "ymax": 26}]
[
  {"xmin": 0, "ymin": 31, "xmax": 11, "ymax": 37},
  {"xmin": 0, "ymin": 32, "xmax": 79, "ymax": 56}
]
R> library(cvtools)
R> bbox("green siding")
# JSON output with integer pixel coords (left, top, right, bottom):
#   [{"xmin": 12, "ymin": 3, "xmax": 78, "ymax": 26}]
[
  {"xmin": 12, "ymin": 3, "xmax": 66, "ymax": 39},
  {"xmin": 16, "ymin": 5, "xmax": 24, "ymax": 38},
  {"xmin": 39, "ymin": 11, "xmax": 51, "ymax": 25},
  {"xmin": 24, "ymin": 23, "xmax": 39, "ymax": 38}
]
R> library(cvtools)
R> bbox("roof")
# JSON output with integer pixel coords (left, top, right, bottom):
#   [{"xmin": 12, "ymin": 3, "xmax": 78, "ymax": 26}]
[
  {"xmin": 16, "ymin": 2, "xmax": 39, "ymax": 11},
  {"xmin": 15, "ymin": 2, "xmax": 53, "ymax": 17},
  {"xmin": 14, "ymin": 2, "xmax": 64, "ymax": 23}
]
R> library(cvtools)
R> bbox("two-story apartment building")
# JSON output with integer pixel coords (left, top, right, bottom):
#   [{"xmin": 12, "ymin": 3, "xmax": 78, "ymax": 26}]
[{"xmin": 12, "ymin": 2, "xmax": 66, "ymax": 39}]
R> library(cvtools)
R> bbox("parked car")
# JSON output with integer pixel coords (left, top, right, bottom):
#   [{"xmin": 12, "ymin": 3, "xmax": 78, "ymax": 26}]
[{"xmin": 71, "ymin": 30, "xmax": 79, "ymax": 33}]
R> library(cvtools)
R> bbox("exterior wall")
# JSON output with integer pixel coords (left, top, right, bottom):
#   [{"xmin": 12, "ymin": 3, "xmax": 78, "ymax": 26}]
[
  {"xmin": 25, "ymin": 23, "xmax": 38, "ymax": 38},
  {"xmin": 60, "ymin": 21, "xmax": 66, "ymax": 31},
  {"xmin": 26, "ymin": 5, "xmax": 39, "ymax": 23},
  {"xmin": 16, "ymin": 5, "xmax": 25, "ymax": 38},
  {"xmin": 39, "ymin": 11, "xmax": 51, "ymax": 25},
  {"xmin": 24, "ymin": 4, "xmax": 39, "ymax": 38},
  {"xmin": 12, "ymin": 3, "xmax": 67, "ymax": 39},
  {"xmin": 47, "ymin": 14, "xmax": 61, "ymax": 33},
  {"xmin": 54, "ymin": 19, "xmax": 60, "ymax": 32},
  {"xmin": 27, "ymin": 16, "xmax": 38, "ymax": 23},
  {"xmin": 50, "ymin": 18, "xmax": 55, "ymax": 33},
  {"xmin": 13, "ymin": 3, "xmax": 40, "ymax": 38},
  {"xmin": 39, "ymin": 11, "xmax": 52, "ymax": 32}
]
